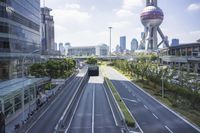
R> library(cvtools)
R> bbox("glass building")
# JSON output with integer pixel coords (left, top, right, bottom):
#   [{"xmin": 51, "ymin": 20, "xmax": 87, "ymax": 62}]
[
  {"xmin": 120, "ymin": 36, "xmax": 126, "ymax": 53},
  {"xmin": 0, "ymin": 0, "xmax": 41, "ymax": 80},
  {"xmin": 131, "ymin": 38, "xmax": 138, "ymax": 51}
]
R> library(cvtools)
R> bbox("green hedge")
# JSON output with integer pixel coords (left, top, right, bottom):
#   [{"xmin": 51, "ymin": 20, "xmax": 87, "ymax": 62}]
[{"xmin": 105, "ymin": 77, "xmax": 135, "ymax": 127}]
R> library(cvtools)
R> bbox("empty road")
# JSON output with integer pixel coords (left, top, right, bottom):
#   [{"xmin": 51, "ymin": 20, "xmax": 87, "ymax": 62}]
[
  {"xmin": 103, "ymin": 66, "xmax": 200, "ymax": 133},
  {"xmin": 67, "ymin": 76, "xmax": 121, "ymax": 133}
]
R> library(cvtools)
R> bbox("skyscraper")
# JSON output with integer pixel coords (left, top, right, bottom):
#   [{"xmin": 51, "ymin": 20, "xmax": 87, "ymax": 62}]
[
  {"xmin": 131, "ymin": 39, "xmax": 138, "ymax": 51},
  {"xmin": 120, "ymin": 36, "xmax": 126, "ymax": 52},
  {"xmin": 0, "ymin": 0, "xmax": 41, "ymax": 80},
  {"xmin": 41, "ymin": 7, "xmax": 55, "ymax": 54}
]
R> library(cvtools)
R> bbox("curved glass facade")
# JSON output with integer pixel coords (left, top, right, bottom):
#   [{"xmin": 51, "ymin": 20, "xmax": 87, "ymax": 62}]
[
  {"xmin": 0, "ymin": 0, "xmax": 40, "ymax": 80},
  {"xmin": 0, "ymin": 0, "xmax": 40, "ymax": 53}
]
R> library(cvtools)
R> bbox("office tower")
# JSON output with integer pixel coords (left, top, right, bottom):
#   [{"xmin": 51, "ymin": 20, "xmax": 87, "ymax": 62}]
[
  {"xmin": 41, "ymin": 7, "xmax": 55, "ymax": 54},
  {"xmin": 0, "ymin": 0, "xmax": 41, "ymax": 80},
  {"xmin": 120, "ymin": 36, "xmax": 126, "ymax": 52},
  {"xmin": 131, "ymin": 39, "xmax": 138, "ymax": 51}
]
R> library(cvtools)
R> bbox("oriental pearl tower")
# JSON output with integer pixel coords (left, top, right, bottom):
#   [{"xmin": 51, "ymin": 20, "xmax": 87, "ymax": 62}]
[{"xmin": 140, "ymin": 0, "xmax": 169, "ymax": 51}]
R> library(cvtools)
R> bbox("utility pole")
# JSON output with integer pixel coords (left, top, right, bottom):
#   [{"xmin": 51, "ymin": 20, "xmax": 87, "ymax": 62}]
[{"xmin": 108, "ymin": 27, "xmax": 112, "ymax": 63}]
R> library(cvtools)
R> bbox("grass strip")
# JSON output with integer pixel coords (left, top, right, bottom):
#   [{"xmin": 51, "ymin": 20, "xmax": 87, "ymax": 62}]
[{"xmin": 104, "ymin": 77, "xmax": 135, "ymax": 127}]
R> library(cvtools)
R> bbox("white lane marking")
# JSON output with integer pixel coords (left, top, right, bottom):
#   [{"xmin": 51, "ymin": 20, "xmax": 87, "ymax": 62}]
[
  {"xmin": 144, "ymin": 105, "xmax": 149, "ymax": 110},
  {"xmin": 25, "ymin": 77, "xmax": 76, "ymax": 133},
  {"xmin": 102, "ymin": 85, "xmax": 118, "ymax": 126},
  {"xmin": 152, "ymin": 113, "xmax": 159, "ymax": 119},
  {"xmin": 64, "ymin": 81, "xmax": 86, "ymax": 133},
  {"xmin": 111, "ymin": 67, "xmax": 200, "ymax": 132},
  {"xmin": 92, "ymin": 85, "xmax": 95, "ymax": 133},
  {"xmin": 165, "ymin": 126, "xmax": 174, "ymax": 133},
  {"xmin": 122, "ymin": 98, "xmax": 137, "ymax": 103}
]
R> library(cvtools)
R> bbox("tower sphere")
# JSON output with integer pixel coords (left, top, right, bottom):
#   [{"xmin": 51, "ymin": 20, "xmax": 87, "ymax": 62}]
[{"xmin": 140, "ymin": 6, "xmax": 164, "ymax": 27}]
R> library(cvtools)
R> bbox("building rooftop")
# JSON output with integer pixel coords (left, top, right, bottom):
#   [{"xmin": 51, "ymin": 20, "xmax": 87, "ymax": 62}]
[
  {"xmin": 0, "ymin": 77, "xmax": 50, "ymax": 97},
  {"xmin": 169, "ymin": 42, "xmax": 200, "ymax": 48}
]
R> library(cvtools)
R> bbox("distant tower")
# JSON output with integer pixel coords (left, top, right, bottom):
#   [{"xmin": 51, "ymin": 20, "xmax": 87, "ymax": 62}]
[
  {"xmin": 140, "ymin": 0, "xmax": 168, "ymax": 51},
  {"xmin": 41, "ymin": 7, "xmax": 55, "ymax": 54},
  {"xmin": 131, "ymin": 39, "xmax": 138, "ymax": 51},
  {"xmin": 120, "ymin": 36, "xmax": 126, "ymax": 52}
]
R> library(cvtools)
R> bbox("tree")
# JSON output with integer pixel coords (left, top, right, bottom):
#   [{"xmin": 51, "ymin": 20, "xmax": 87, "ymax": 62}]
[
  {"xmin": 87, "ymin": 57, "xmax": 97, "ymax": 65},
  {"xmin": 29, "ymin": 63, "xmax": 47, "ymax": 77}
]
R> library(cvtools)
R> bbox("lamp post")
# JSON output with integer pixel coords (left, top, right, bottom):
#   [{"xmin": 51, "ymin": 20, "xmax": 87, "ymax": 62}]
[
  {"xmin": 108, "ymin": 27, "xmax": 112, "ymax": 63},
  {"xmin": 22, "ymin": 49, "xmax": 40, "ymax": 122}
]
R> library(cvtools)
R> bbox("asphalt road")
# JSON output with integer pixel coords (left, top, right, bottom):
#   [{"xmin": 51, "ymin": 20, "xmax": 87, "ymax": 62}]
[
  {"xmin": 103, "ymin": 66, "xmax": 200, "ymax": 133},
  {"xmin": 67, "ymin": 76, "xmax": 121, "ymax": 133},
  {"xmin": 26, "ymin": 68, "xmax": 87, "ymax": 133}
]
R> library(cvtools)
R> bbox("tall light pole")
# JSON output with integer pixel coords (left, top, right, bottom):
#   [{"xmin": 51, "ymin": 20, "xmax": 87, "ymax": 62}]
[{"xmin": 108, "ymin": 27, "xmax": 112, "ymax": 62}]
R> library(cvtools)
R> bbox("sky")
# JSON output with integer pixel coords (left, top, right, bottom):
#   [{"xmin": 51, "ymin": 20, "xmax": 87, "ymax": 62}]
[{"xmin": 42, "ymin": 0, "xmax": 200, "ymax": 50}]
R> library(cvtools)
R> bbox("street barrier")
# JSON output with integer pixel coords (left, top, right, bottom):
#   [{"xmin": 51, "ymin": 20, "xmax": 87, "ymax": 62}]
[{"xmin": 55, "ymin": 70, "xmax": 89, "ymax": 132}]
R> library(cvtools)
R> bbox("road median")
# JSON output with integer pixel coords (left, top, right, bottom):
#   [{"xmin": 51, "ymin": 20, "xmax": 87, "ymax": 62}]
[{"xmin": 104, "ymin": 77, "xmax": 135, "ymax": 128}]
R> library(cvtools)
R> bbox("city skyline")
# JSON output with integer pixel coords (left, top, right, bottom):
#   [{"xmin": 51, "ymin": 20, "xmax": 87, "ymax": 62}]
[{"xmin": 42, "ymin": 0, "xmax": 200, "ymax": 50}]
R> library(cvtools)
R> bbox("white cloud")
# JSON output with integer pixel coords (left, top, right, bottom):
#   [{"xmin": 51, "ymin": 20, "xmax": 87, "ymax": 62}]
[
  {"xmin": 52, "ymin": 8, "xmax": 91, "ymax": 25},
  {"xmin": 65, "ymin": 4, "xmax": 80, "ymax": 9},
  {"xmin": 91, "ymin": 6, "xmax": 96, "ymax": 11},
  {"xmin": 110, "ymin": 21, "xmax": 131, "ymax": 30},
  {"xmin": 116, "ymin": 9, "xmax": 134, "ymax": 17},
  {"xmin": 189, "ymin": 30, "xmax": 200, "ymax": 35},
  {"xmin": 122, "ymin": 0, "xmax": 143, "ymax": 10},
  {"xmin": 115, "ymin": 0, "xmax": 143, "ymax": 17},
  {"xmin": 187, "ymin": 3, "xmax": 200, "ymax": 11}
]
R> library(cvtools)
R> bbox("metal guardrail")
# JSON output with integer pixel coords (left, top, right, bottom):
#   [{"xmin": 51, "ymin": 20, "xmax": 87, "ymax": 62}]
[
  {"xmin": 14, "ymin": 73, "xmax": 76, "ymax": 133},
  {"xmin": 55, "ymin": 71, "xmax": 89, "ymax": 132}
]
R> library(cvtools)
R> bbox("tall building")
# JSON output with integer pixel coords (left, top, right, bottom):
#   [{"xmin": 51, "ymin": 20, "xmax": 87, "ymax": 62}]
[
  {"xmin": 139, "ymin": 0, "xmax": 168, "ymax": 51},
  {"xmin": 120, "ymin": 36, "xmax": 126, "ymax": 52},
  {"xmin": 171, "ymin": 39, "xmax": 179, "ymax": 46},
  {"xmin": 41, "ymin": 7, "xmax": 55, "ymax": 54},
  {"xmin": 0, "ymin": 0, "xmax": 41, "ymax": 80},
  {"xmin": 131, "ymin": 39, "xmax": 138, "ymax": 51},
  {"xmin": 59, "ymin": 43, "xmax": 65, "ymax": 55},
  {"xmin": 115, "ymin": 45, "xmax": 121, "ymax": 53}
]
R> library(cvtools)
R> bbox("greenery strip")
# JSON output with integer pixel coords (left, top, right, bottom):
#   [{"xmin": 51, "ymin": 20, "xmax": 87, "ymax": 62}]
[{"xmin": 104, "ymin": 77, "xmax": 135, "ymax": 127}]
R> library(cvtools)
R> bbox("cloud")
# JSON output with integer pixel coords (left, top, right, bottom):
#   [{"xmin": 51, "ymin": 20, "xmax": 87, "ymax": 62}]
[
  {"xmin": 116, "ymin": 9, "xmax": 134, "ymax": 17},
  {"xmin": 110, "ymin": 21, "xmax": 131, "ymax": 29},
  {"xmin": 122, "ymin": 0, "xmax": 143, "ymax": 10},
  {"xmin": 52, "ymin": 6, "xmax": 91, "ymax": 25},
  {"xmin": 115, "ymin": 0, "xmax": 143, "ymax": 17},
  {"xmin": 189, "ymin": 30, "xmax": 200, "ymax": 35},
  {"xmin": 187, "ymin": 3, "xmax": 200, "ymax": 11},
  {"xmin": 65, "ymin": 3, "xmax": 80, "ymax": 9}
]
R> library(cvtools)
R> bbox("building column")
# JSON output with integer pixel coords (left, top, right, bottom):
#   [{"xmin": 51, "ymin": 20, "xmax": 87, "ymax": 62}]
[
  {"xmin": 0, "ymin": 99, "xmax": 5, "ymax": 114},
  {"xmin": 12, "ymin": 95, "xmax": 15, "ymax": 114},
  {"xmin": 194, "ymin": 63, "xmax": 198, "ymax": 73},
  {"xmin": 187, "ymin": 63, "xmax": 190, "ymax": 72}
]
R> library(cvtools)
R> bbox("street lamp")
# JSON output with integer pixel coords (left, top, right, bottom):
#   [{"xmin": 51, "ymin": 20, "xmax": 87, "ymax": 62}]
[
  {"xmin": 21, "ymin": 49, "xmax": 40, "ymax": 122},
  {"xmin": 108, "ymin": 27, "xmax": 112, "ymax": 63}
]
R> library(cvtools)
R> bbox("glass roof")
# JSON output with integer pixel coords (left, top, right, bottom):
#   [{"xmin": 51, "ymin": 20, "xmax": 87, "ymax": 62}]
[{"xmin": 0, "ymin": 78, "xmax": 49, "ymax": 97}]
